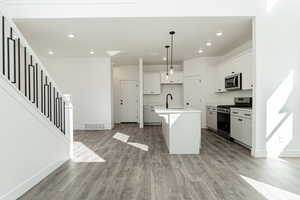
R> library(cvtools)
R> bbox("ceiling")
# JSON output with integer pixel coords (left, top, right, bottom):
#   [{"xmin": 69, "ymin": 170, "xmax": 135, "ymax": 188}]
[{"xmin": 14, "ymin": 17, "xmax": 252, "ymax": 65}]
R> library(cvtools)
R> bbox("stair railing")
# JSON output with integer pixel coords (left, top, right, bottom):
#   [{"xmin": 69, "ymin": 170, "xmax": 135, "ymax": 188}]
[{"xmin": 1, "ymin": 13, "xmax": 66, "ymax": 135}]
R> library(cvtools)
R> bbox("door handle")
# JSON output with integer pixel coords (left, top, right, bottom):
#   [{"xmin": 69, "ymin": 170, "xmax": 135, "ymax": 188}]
[{"xmin": 186, "ymin": 102, "xmax": 190, "ymax": 105}]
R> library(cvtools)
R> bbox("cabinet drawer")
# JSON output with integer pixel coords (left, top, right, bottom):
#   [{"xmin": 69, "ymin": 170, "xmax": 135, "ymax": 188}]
[{"xmin": 231, "ymin": 108, "xmax": 252, "ymax": 119}]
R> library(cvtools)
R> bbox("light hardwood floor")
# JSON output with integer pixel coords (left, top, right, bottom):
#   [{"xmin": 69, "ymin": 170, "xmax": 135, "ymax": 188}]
[{"xmin": 19, "ymin": 124, "xmax": 300, "ymax": 200}]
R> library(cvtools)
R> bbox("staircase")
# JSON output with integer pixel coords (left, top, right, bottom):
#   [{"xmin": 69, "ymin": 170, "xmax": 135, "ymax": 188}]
[{"xmin": 0, "ymin": 11, "xmax": 72, "ymax": 200}]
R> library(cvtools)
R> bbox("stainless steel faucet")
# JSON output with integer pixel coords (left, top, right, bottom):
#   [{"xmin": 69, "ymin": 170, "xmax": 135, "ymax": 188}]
[{"xmin": 166, "ymin": 93, "xmax": 173, "ymax": 109}]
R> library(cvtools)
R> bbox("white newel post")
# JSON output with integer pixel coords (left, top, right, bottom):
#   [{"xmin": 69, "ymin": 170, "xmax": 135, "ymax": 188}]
[{"xmin": 64, "ymin": 94, "xmax": 74, "ymax": 159}]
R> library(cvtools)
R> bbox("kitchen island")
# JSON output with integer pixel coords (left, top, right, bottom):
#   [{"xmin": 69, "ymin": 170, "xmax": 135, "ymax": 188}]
[{"xmin": 155, "ymin": 107, "xmax": 201, "ymax": 154}]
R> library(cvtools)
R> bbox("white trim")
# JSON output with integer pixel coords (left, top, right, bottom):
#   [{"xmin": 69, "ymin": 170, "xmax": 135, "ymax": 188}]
[
  {"xmin": 277, "ymin": 151, "xmax": 300, "ymax": 158},
  {"xmin": 1, "ymin": 0, "xmax": 136, "ymax": 5},
  {"xmin": 0, "ymin": 160, "xmax": 68, "ymax": 200},
  {"xmin": 251, "ymin": 148, "xmax": 267, "ymax": 158}
]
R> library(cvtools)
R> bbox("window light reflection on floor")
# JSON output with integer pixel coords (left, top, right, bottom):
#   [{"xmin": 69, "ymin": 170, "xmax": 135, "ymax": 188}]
[
  {"xmin": 112, "ymin": 132, "xmax": 149, "ymax": 151},
  {"xmin": 72, "ymin": 142, "xmax": 106, "ymax": 163},
  {"xmin": 240, "ymin": 175, "xmax": 300, "ymax": 200}
]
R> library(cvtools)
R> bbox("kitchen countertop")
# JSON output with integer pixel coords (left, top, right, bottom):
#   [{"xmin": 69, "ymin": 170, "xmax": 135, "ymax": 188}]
[{"xmin": 154, "ymin": 106, "xmax": 201, "ymax": 114}]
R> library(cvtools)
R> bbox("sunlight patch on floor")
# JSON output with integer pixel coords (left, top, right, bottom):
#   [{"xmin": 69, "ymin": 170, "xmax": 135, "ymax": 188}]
[
  {"xmin": 113, "ymin": 132, "xmax": 130, "ymax": 142},
  {"xmin": 112, "ymin": 132, "xmax": 149, "ymax": 151},
  {"xmin": 240, "ymin": 175, "xmax": 300, "ymax": 200},
  {"xmin": 72, "ymin": 142, "xmax": 106, "ymax": 163},
  {"xmin": 128, "ymin": 142, "xmax": 149, "ymax": 151}
]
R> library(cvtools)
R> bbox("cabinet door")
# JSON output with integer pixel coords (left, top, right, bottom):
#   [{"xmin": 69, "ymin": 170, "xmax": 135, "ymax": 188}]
[
  {"xmin": 206, "ymin": 109, "xmax": 212, "ymax": 128},
  {"xmin": 240, "ymin": 52, "xmax": 253, "ymax": 90},
  {"xmin": 170, "ymin": 72, "xmax": 183, "ymax": 84},
  {"xmin": 231, "ymin": 51, "xmax": 253, "ymax": 90},
  {"xmin": 160, "ymin": 72, "xmax": 169, "ymax": 84},
  {"xmin": 231, "ymin": 117, "xmax": 242, "ymax": 141},
  {"xmin": 215, "ymin": 65, "xmax": 226, "ymax": 93},
  {"xmin": 144, "ymin": 73, "xmax": 161, "ymax": 94},
  {"xmin": 241, "ymin": 118, "xmax": 252, "ymax": 146},
  {"xmin": 211, "ymin": 111, "xmax": 218, "ymax": 130}
]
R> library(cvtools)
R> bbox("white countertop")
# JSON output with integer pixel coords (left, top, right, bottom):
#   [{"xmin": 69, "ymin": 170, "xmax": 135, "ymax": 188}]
[{"xmin": 154, "ymin": 106, "xmax": 201, "ymax": 114}]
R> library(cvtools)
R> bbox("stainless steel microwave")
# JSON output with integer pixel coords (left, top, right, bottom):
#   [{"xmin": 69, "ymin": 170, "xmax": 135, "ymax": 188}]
[{"xmin": 225, "ymin": 73, "xmax": 242, "ymax": 90}]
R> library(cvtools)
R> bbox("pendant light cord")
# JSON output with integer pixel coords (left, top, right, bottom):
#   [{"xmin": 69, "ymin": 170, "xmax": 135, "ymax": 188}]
[
  {"xmin": 165, "ymin": 45, "xmax": 170, "ymax": 75},
  {"xmin": 169, "ymin": 31, "xmax": 175, "ymax": 70}
]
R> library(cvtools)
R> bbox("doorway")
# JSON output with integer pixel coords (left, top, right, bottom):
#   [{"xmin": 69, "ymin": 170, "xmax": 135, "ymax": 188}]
[{"xmin": 119, "ymin": 80, "xmax": 139, "ymax": 123}]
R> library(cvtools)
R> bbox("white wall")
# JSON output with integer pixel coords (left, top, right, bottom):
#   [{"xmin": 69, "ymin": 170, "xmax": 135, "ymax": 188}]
[
  {"xmin": 113, "ymin": 65, "xmax": 139, "ymax": 123},
  {"xmin": 143, "ymin": 65, "xmax": 184, "ymax": 108},
  {"xmin": 0, "ymin": 74, "xmax": 70, "ymax": 200},
  {"xmin": 253, "ymin": 0, "xmax": 300, "ymax": 157},
  {"xmin": 44, "ymin": 57, "xmax": 113, "ymax": 130}
]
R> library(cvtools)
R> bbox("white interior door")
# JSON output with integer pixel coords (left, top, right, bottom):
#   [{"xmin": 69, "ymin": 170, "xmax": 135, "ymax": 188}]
[{"xmin": 120, "ymin": 80, "xmax": 138, "ymax": 123}]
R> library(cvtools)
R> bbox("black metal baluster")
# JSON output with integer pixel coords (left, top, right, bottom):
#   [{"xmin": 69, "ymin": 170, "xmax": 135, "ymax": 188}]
[
  {"xmin": 43, "ymin": 76, "xmax": 48, "ymax": 116},
  {"xmin": 17, "ymin": 38, "xmax": 21, "ymax": 90},
  {"xmin": 53, "ymin": 87, "xmax": 56, "ymax": 126},
  {"xmin": 7, "ymin": 36, "xmax": 10, "ymax": 80},
  {"xmin": 60, "ymin": 97, "xmax": 63, "ymax": 132},
  {"xmin": 56, "ymin": 93, "xmax": 60, "ymax": 128},
  {"xmin": 2, "ymin": 16, "xmax": 5, "ymax": 76},
  {"xmin": 24, "ymin": 47, "xmax": 27, "ymax": 96},
  {"xmin": 28, "ymin": 58, "xmax": 31, "ymax": 101},
  {"xmin": 63, "ymin": 101, "xmax": 66, "ymax": 134},
  {"xmin": 12, "ymin": 33, "xmax": 16, "ymax": 84},
  {"xmin": 35, "ymin": 63, "xmax": 38, "ymax": 108},
  {"xmin": 28, "ymin": 56, "xmax": 35, "ymax": 103},
  {"xmin": 48, "ymin": 82, "xmax": 50, "ymax": 118},
  {"xmin": 49, "ymin": 82, "xmax": 52, "ymax": 121},
  {"xmin": 41, "ymin": 70, "xmax": 43, "ymax": 113}
]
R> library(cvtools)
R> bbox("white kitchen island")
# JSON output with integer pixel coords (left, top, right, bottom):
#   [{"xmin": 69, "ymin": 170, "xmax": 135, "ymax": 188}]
[{"xmin": 155, "ymin": 107, "xmax": 201, "ymax": 154}]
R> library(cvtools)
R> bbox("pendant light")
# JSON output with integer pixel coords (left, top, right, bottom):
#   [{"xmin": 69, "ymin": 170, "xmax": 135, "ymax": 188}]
[
  {"xmin": 165, "ymin": 45, "xmax": 170, "ymax": 79},
  {"xmin": 169, "ymin": 31, "xmax": 175, "ymax": 75}
]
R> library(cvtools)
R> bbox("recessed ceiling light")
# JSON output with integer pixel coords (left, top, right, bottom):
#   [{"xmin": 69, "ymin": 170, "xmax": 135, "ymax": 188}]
[
  {"xmin": 48, "ymin": 50, "xmax": 54, "ymax": 55},
  {"xmin": 216, "ymin": 31, "xmax": 223, "ymax": 36},
  {"xmin": 198, "ymin": 49, "xmax": 203, "ymax": 54},
  {"xmin": 68, "ymin": 34, "xmax": 75, "ymax": 38},
  {"xmin": 206, "ymin": 42, "xmax": 212, "ymax": 47},
  {"xmin": 163, "ymin": 57, "xmax": 167, "ymax": 61},
  {"xmin": 90, "ymin": 50, "xmax": 95, "ymax": 55}
]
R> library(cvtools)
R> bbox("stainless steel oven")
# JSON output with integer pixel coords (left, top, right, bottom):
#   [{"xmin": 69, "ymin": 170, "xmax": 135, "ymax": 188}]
[
  {"xmin": 225, "ymin": 73, "xmax": 242, "ymax": 90},
  {"xmin": 217, "ymin": 106, "xmax": 231, "ymax": 139}
]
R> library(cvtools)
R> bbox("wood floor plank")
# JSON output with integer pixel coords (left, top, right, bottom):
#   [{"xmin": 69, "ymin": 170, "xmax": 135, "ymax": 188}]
[{"xmin": 19, "ymin": 124, "xmax": 300, "ymax": 200}]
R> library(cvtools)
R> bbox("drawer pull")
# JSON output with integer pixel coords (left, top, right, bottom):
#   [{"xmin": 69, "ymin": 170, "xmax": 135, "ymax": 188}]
[
  {"xmin": 244, "ymin": 114, "xmax": 251, "ymax": 116},
  {"xmin": 233, "ymin": 112, "xmax": 238, "ymax": 114},
  {"xmin": 238, "ymin": 118, "xmax": 243, "ymax": 122}
]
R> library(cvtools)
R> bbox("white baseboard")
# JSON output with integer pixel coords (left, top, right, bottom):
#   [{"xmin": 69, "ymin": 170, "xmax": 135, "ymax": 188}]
[
  {"xmin": 251, "ymin": 149, "xmax": 300, "ymax": 158},
  {"xmin": 0, "ymin": 159, "xmax": 68, "ymax": 200},
  {"xmin": 251, "ymin": 148, "xmax": 267, "ymax": 158},
  {"xmin": 279, "ymin": 150, "xmax": 300, "ymax": 157}
]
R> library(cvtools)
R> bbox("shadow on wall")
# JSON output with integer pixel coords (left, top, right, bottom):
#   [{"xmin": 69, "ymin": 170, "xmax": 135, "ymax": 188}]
[{"xmin": 266, "ymin": 70, "xmax": 295, "ymax": 157}]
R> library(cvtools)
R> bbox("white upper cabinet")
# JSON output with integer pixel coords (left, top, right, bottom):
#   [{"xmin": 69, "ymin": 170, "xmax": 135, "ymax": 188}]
[
  {"xmin": 143, "ymin": 73, "xmax": 161, "ymax": 94},
  {"xmin": 160, "ymin": 71, "xmax": 183, "ymax": 84},
  {"xmin": 215, "ymin": 50, "xmax": 253, "ymax": 92}
]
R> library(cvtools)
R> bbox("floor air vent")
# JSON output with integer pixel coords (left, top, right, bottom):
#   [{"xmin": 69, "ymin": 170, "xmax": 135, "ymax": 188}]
[{"xmin": 84, "ymin": 123, "xmax": 105, "ymax": 130}]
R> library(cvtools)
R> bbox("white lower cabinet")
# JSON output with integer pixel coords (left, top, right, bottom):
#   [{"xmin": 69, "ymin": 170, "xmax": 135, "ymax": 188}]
[
  {"xmin": 230, "ymin": 108, "xmax": 252, "ymax": 148},
  {"xmin": 144, "ymin": 105, "xmax": 162, "ymax": 124},
  {"xmin": 206, "ymin": 106, "xmax": 217, "ymax": 131}
]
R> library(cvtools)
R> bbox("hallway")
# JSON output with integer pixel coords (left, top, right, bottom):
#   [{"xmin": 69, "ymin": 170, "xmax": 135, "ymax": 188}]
[{"xmin": 20, "ymin": 124, "xmax": 300, "ymax": 200}]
